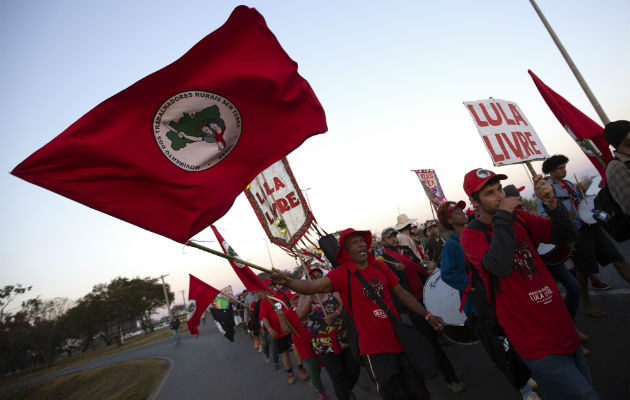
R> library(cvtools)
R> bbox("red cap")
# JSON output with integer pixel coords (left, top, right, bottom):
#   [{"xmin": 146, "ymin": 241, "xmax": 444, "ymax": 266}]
[
  {"xmin": 335, "ymin": 228, "xmax": 372, "ymax": 261},
  {"xmin": 463, "ymin": 168, "xmax": 507, "ymax": 196}
]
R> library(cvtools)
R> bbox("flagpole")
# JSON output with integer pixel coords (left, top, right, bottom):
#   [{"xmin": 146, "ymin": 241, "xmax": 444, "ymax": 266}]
[
  {"xmin": 187, "ymin": 241, "xmax": 273, "ymax": 274},
  {"xmin": 529, "ymin": 0, "xmax": 610, "ymax": 125}
]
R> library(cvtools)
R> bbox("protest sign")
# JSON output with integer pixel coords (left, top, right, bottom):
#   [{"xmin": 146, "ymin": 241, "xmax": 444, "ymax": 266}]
[
  {"xmin": 245, "ymin": 158, "xmax": 314, "ymax": 249},
  {"xmin": 412, "ymin": 169, "xmax": 447, "ymax": 212},
  {"xmin": 464, "ymin": 98, "xmax": 547, "ymax": 166}
]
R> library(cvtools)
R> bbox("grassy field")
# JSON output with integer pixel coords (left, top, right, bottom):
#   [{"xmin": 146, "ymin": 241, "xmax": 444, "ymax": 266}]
[
  {"xmin": 0, "ymin": 359, "xmax": 168, "ymax": 400},
  {"xmin": 0, "ymin": 323, "xmax": 186, "ymax": 388}
]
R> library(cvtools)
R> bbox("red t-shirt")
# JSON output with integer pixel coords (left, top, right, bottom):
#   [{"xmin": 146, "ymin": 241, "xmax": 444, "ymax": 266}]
[
  {"xmin": 284, "ymin": 307, "xmax": 315, "ymax": 359},
  {"xmin": 460, "ymin": 210, "xmax": 579, "ymax": 360},
  {"xmin": 258, "ymin": 298, "xmax": 288, "ymax": 339},
  {"xmin": 326, "ymin": 257, "xmax": 403, "ymax": 355}
]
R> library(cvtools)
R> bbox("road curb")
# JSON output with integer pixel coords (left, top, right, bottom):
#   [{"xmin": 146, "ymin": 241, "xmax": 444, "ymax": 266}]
[{"xmin": 147, "ymin": 356, "xmax": 175, "ymax": 400}]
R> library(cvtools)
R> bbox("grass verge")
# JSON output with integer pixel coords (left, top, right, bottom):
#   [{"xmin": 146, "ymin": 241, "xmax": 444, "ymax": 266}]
[
  {"xmin": 0, "ymin": 359, "xmax": 168, "ymax": 400},
  {"xmin": 1, "ymin": 324, "xmax": 186, "ymax": 388}
]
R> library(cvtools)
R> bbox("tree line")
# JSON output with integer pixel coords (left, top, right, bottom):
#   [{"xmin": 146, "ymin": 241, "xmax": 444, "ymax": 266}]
[{"xmin": 0, "ymin": 277, "xmax": 174, "ymax": 377}]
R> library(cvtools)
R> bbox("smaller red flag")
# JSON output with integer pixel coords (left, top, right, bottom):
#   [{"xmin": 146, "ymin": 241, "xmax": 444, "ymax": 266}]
[
  {"xmin": 210, "ymin": 225, "xmax": 271, "ymax": 293},
  {"xmin": 528, "ymin": 70, "xmax": 613, "ymax": 182},
  {"xmin": 187, "ymin": 274, "xmax": 220, "ymax": 337}
]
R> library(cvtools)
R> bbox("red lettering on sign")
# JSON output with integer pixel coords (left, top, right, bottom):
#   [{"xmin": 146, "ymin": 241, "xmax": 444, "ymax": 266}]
[
  {"xmin": 509, "ymin": 104, "xmax": 528, "ymax": 126},
  {"xmin": 256, "ymin": 190, "xmax": 265, "ymax": 205},
  {"xmin": 515, "ymin": 131, "xmax": 534, "ymax": 156},
  {"xmin": 524, "ymin": 132, "xmax": 542, "ymax": 154},
  {"xmin": 467, "ymin": 105, "xmax": 489, "ymax": 127},
  {"xmin": 264, "ymin": 202, "xmax": 279, "ymax": 224},
  {"xmin": 496, "ymin": 103, "xmax": 515, "ymax": 125},
  {"xmin": 480, "ymin": 103, "xmax": 502, "ymax": 126},
  {"xmin": 482, "ymin": 136, "xmax": 505, "ymax": 162},
  {"xmin": 273, "ymin": 177, "xmax": 285, "ymax": 191},
  {"xmin": 276, "ymin": 198, "xmax": 290, "ymax": 213},
  {"xmin": 287, "ymin": 191, "xmax": 300, "ymax": 208},
  {"xmin": 264, "ymin": 182, "xmax": 275, "ymax": 195},
  {"xmin": 500, "ymin": 132, "xmax": 524, "ymax": 159},
  {"xmin": 495, "ymin": 133, "xmax": 509, "ymax": 161}
]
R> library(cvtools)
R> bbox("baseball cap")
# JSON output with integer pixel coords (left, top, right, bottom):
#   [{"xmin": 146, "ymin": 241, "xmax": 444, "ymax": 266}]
[
  {"xmin": 463, "ymin": 168, "xmax": 507, "ymax": 196},
  {"xmin": 503, "ymin": 184, "xmax": 525, "ymax": 198},
  {"xmin": 381, "ymin": 227, "xmax": 398, "ymax": 240}
]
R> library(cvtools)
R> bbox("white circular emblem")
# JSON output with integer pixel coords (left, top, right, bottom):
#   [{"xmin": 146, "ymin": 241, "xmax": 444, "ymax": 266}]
[
  {"xmin": 153, "ymin": 91, "xmax": 242, "ymax": 171},
  {"xmin": 186, "ymin": 300, "xmax": 197, "ymax": 321},
  {"xmin": 476, "ymin": 168, "xmax": 491, "ymax": 178}
]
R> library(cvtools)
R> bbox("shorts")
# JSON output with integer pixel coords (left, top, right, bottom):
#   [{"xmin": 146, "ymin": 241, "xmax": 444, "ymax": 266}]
[
  {"xmin": 275, "ymin": 335, "xmax": 291, "ymax": 353},
  {"xmin": 571, "ymin": 224, "xmax": 623, "ymax": 274}
]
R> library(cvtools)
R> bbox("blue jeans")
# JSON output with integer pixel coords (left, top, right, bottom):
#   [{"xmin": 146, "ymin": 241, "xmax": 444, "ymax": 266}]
[
  {"xmin": 548, "ymin": 263, "xmax": 581, "ymax": 320},
  {"xmin": 520, "ymin": 348, "xmax": 599, "ymax": 400},
  {"xmin": 172, "ymin": 328, "xmax": 181, "ymax": 344}
]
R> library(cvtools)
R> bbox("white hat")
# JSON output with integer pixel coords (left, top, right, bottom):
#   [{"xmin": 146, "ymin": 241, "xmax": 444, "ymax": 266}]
[{"xmin": 394, "ymin": 214, "xmax": 417, "ymax": 231}]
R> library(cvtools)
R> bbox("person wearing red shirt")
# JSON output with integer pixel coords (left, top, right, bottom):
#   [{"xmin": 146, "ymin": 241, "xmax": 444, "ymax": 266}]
[
  {"xmin": 271, "ymin": 228, "xmax": 445, "ymax": 400},
  {"xmin": 459, "ymin": 168, "xmax": 598, "ymax": 400},
  {"xmin": 380, "ymin": 227, "xmax": 465, "ymax": 393},
  {"xmin": 259, "ymin": 294, "xmax": 298, "ymax": 385},
  {"xmin": 279, "ymin": 292, "xmax": 330, "ymax": 400}
]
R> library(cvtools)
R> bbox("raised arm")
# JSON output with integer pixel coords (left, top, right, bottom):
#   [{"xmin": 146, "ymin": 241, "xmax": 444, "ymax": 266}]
[{"xmin": 270, "ymin": 268, "xmax": 333, "ymax": 294}]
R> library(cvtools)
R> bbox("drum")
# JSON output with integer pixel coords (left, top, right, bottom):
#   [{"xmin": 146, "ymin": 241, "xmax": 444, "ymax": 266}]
[
  {"xmin": 423, "ymin": 270, "xmax": 478, "ymax": 345},
  {"xmin": 537, "ymin": 243, "xmax": 573, "ymax": 265},
  {"xmin": 578, "ymin": 195, "xmax": 597, "ymax": 225}
]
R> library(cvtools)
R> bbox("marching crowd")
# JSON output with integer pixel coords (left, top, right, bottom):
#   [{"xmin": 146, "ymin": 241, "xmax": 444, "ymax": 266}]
[{"xmin": 232, "ymin": 121, "xmax": 629, "ymax": 400}]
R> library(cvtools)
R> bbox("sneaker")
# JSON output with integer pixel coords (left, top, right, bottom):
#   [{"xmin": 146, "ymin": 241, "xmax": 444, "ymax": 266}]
[
  {"xmin": 317, "ymin": 392, "xmax": 330, "ymax": 400},
  {"xmin": 287, "ymin": 373, "xmax": 296, "ymax": 385},
  {"xmin": 265, "ymin": 356, "xmax": 270, "ymax": 363},
  {"xmin": 522, "ymin": 392, "xmax": 542, "ymax": 400},
  {"xmin": 258, "ymin": 346, "xmax": 263, "ymax": 353},
  {"xmin": 527, "ymin": 378, "xmax": 538, "ymax": 390},
  {"xmin": 590, "ymin": 279, "xmax": 612, "ymax": 290},
  {"xmin": 274, "ymin": 362, "xmax": 281, "ymax": 370},
  {"xmin": 447, "ymin": 379, "xmax": 466, "ymax": 393}
]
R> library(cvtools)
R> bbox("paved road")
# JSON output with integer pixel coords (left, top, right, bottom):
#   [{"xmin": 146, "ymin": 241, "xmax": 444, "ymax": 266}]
[{"xmin": 2, "ymin": 239, "xmax": 628, "ymax": 399}]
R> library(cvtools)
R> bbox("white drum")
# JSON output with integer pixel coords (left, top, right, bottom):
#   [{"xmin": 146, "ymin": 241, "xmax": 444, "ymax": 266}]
[
  {"xmin": 578, "ymin": 195, "xmax": 597, "ymax": 225},
  {"xmin": 423, "ymin": 270, "xmax": 477, "ymax": 344},
  {"xmin": 423, "ymin": 269, "xmax": 467, "ymax": 326}
]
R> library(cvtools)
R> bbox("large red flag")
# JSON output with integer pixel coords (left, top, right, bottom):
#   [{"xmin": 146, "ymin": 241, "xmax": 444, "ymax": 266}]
[
  {"xmin": 11, "ymin": 6, "xmax": 327, "ymax": 244},
  {"xmin": 210, "ymin": 225, "xmax": 270, "ymax": 293},
  {"xmin": 186, "ymin": 274, "xmax": 220, "ymax": 337},
  {"xmin": 528, "ymin": 70, "xmax": 612, "ymax": 182}
]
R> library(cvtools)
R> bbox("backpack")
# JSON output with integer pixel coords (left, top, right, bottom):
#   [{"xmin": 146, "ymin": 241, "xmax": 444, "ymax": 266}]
[{"xmin": 593, "ymin": 158, "xmax": 630, "ymax": 241}]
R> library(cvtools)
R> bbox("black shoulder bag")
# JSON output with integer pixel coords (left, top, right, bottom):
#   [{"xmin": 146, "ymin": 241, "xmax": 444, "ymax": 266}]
[
  {"xmin": 352, "ymin": 268, "xmax": 438, "ymax": 380},
  {"xmin": 342, "ymin": 268, "xmax": 361, "ymax": 365}
]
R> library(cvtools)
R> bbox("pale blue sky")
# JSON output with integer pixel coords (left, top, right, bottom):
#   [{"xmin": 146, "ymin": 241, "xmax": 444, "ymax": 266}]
[{"xmin": 1, "ymin": 0, "xmax": 628, "ymax": 310}]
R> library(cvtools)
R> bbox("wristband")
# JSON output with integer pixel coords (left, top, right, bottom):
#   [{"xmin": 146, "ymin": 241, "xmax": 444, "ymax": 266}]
[{"xmin": 425, "ymin": 312, "xmax": 433, "ymax": 321}]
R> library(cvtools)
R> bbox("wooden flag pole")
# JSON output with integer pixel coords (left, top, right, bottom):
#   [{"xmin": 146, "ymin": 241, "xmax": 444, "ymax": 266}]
[
  {"xmin": 187, "ymin": 241, "xmax": 273, "ymax": 274},
  {"xmin": 529, "ymin": 0, "xmax": 610, "ymax": 126},
  {"xmin": 263, "ymin": 295, "xmax": 300, "ymax": 337},
  {"xmin": 524, "ymin": 161, "xmax": 537, "ymax": 178}
]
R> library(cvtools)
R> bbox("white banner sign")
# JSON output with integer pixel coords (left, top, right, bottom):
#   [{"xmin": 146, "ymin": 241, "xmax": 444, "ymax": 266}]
[
  {"xmin": 464, "ymin": 98, "xmax": 548, "ymax": 166},
  {"xmin": 245, "ymin": 158, "xmax": 313, "ymax": 249}
]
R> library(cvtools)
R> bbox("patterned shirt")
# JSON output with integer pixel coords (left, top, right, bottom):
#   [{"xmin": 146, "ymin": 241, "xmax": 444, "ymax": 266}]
[{"xmin": 607, "ymin": 151, "xmax": 630, "ymax": 215}]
